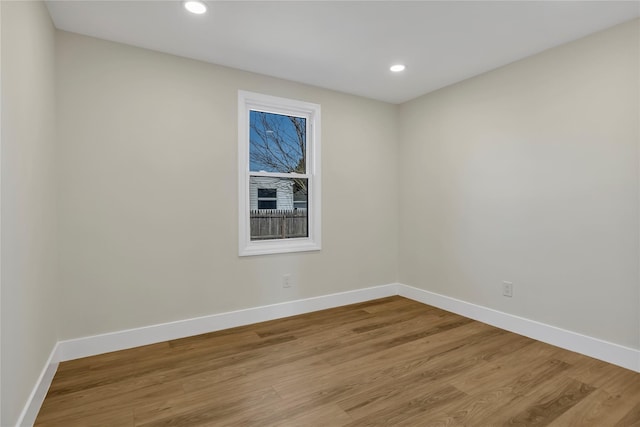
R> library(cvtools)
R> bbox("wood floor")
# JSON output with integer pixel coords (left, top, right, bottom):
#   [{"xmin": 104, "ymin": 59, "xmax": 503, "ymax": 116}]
[{"xmin": 36, "ymin": 296, "xmax": 640, "ymax": 426}]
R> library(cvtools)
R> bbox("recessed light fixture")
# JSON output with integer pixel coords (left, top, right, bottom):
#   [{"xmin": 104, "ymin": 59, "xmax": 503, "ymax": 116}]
[
  {"xmin": 390, "ymin": 64, "xmax": 406, "ymax": 73},
  {"xmin": 184, "ymin": 0, "xmax": 207, "ymax": 14}
]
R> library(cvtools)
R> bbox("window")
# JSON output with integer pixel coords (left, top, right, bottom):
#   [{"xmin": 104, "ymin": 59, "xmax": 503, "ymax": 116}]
[
  {"xmin": 238, "ymin": 91, "xmax": 321, "ymax": 256},
  {"xmin": 257, "ymin": 188, "xmax": 277, "ymax": 210}
]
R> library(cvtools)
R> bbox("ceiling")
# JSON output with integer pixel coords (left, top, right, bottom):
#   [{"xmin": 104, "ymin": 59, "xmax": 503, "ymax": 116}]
[{"xmin": 46, "ymin": 1, "xmax": 639, "ymax": 104}]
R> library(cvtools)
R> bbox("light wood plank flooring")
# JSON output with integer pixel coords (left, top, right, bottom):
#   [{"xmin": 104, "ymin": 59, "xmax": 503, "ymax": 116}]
[{"xmin": 35, "ymin": 296, "xmax": 640, "ymax": 426}]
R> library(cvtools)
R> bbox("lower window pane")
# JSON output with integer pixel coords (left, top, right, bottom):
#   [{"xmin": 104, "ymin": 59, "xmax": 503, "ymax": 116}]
[
  {"xmin": 250, "ymin": 176, "xmax": 308, "ymax": 240},
  {"xmin": 257, "ymin": 200, "xmax": 277, "ymax": 209}
]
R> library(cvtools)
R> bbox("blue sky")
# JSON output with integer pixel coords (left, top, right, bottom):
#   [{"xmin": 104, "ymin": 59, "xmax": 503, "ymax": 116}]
[{"xmin": 250, "ymin": 111, "xmax": 306, "ymax": 173}]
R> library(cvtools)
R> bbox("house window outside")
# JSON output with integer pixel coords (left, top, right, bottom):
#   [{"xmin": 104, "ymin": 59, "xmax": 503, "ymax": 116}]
[
  {"xmin": 238, "ymin": 91, "xmax": 321, "ymax": 256},
  {"xmin": 257, "ymin": 188, "xmax": 277, "ymax": 210}
]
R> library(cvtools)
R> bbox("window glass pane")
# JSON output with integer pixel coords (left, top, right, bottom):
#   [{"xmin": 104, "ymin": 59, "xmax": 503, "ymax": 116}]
[
  {"xmin": 258, "ymin": 188, "xmax": 277, "ymax": 198},
  {"xmin": 250, "ymin": 177, "xmax": 308, "ymax": 240},
  {"xmin": 249, "ymin": 111, "xmax": 306, "ymax": 174},
  {"xmin": 257, "ymin": 200, "xmax": 277, "ymax": 210}
]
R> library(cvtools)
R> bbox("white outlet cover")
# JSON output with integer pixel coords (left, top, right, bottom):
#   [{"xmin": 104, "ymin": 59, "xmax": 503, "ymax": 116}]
[
  {"xmin": 283, "ymin": 274, "xmax": 292, "ymax": 288},
  {"xmin": 502, "ymin": 281, "xmax": 513, "ymax": 297}
]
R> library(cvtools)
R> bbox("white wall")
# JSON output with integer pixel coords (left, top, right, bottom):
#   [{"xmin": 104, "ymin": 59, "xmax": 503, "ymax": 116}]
[
  {"xmin": 1, "ymin": 2, "xmax": 58, "ymax": 425},
  {"xmin": 399, "ymin": 19, "xmax": 640, "ymax": 349},
  {"xmin": 56, "ymin": 31, "xmax": 399, "ymax": 340}
]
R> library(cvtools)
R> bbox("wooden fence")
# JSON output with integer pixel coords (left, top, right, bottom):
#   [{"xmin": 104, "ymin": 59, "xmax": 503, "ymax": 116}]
[{"xmin": 250, "ymin": 210, "xmax": 308, "ymax": 240}]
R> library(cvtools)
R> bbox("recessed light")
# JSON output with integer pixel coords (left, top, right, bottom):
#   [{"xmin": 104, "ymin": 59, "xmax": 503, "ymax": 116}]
[
  {"xmin": 184, "ymin": 0, "xmax": 207, "ymax": 14},
  {"xmin": 390, "ymin": 64, "xmax": 406, "ymax": 73}
]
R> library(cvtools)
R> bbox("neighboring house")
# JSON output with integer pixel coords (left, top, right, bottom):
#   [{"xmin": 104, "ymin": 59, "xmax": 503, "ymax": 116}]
[
  {"xmin": 249, "ymin": 176, "xmax": 308, "ymax": 240},
  {"xmin": 293, "ymin": 189, "xmax": 307, "ymax": 210},
  {"xmin": 249, "ymin": 177, "xmax": 294, "ymax": 210},
  {"xmin": 249, "ymin": 177, "xmax": 308, "ymax": 210}
]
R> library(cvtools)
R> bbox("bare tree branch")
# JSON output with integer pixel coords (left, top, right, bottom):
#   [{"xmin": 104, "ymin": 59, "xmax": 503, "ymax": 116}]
[{"xmin": 250, "ymin": 112, "xmax": 308, "ymax": 195}]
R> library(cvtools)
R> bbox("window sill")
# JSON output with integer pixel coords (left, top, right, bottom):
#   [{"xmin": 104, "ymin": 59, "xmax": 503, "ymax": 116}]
[{"xmin": 239, "ymin": 238, "xmax": 321, "ymax": 257}]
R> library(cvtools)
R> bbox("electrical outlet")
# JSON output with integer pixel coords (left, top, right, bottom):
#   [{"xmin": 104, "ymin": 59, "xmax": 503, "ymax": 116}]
[
  {"xmin": 283, "ymin": 274, "xmax": 292, "ymax": 288},
  {"xmin": 502, "ymin": 281, "xmax": 513, "ymax": 298}
]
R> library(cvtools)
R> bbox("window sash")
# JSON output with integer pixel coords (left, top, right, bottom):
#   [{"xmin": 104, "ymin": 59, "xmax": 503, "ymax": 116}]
[
  {"xmin": 249, "ymin": 110, "xmax": 308, "ymax": 175},
  {"xmin": 249, "ymin": 171, "xmax": 309, "ymax": 179}
]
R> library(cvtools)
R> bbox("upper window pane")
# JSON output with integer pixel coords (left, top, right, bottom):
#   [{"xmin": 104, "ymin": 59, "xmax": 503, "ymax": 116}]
[
  {"xmin": 249, "ymin": 111, "xmax": 306, "ymax": 174},
  {"xmin": 257, "ymin": 188, "xmax": 277, "ymax": 198}
]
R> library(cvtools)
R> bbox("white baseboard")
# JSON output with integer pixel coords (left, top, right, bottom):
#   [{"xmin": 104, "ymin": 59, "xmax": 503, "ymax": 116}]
[
  {"xmin": 57, "ymin": 283, "xmax": 400, "ymax": 362},
  {"xmin": 18, "ymin": 283, "xmax": 398, "ymax": 426},
  {"xmin": 398, "ymin": 283, "xmax": 640, "ymax": 373},
  {"xmin": 15, "ymin": 344, "xmax": 60, "ymax": 427},
  {"xmin": 19, "ymin": 281, "xmax": 639, "ymax": 426}
]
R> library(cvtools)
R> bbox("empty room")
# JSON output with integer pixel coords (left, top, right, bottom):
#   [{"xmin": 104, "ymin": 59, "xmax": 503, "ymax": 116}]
[{"xmin": 2, "ymin": 0, "xmax": 640, "ymax": 425}]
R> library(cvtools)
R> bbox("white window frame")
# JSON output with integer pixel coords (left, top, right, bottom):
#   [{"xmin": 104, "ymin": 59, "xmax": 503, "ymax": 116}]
[{"xmin": 238, "ymin": 90, "xmax": 321, "ymax": 256}]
